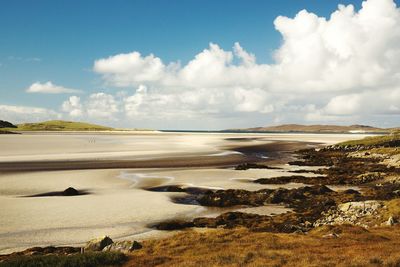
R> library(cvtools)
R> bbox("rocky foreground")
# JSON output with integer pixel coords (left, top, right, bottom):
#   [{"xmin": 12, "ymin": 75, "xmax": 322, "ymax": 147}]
[{"xmin": 1, "ymin": 133, "xmax": 400, "ymax": 266}]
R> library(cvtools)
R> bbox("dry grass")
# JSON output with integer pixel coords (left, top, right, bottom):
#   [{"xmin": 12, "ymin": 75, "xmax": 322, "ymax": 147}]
[
  {"xmin": 125, "ymin": 225, "xmax": 400, "ymax": 266},
  {"xmin": 338, "ymin": 134, "xmax": 400, "ymax": 147},
  {"xmin": 381, "ymin": 199, "xmax": 400, "ymax": 222}
]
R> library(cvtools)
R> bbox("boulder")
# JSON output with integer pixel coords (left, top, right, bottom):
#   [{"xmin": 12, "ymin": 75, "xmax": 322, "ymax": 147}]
[
  {"xmin": 84, "ymin": 236, "xmax": 113, "ymax": 251},
  {"xmin": 103, "ymin": 240, "xmax": 142, "ymax": 253},
  {"xmin": 62, "ymin": 187, "xmax": 80, "ymax": 196}
]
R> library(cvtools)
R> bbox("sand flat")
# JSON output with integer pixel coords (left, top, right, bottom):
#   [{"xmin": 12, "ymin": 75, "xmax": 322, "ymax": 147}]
[{"xmin": 0, "ymin": 132, "xmax": 368, "ymax": 253}]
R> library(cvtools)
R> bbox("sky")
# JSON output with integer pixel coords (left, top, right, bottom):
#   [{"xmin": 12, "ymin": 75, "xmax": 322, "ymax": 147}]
[{"xmin": 1, "ymin": 0, "xmax": 400, "ymax": 130}]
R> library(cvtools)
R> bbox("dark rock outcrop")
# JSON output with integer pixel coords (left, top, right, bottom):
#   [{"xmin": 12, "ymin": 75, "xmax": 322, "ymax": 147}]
[
  {"xmin": 235, "ymin": 163, "xmax": 282, "ymax": 170},
  {"xmin": 24, "ymin": 187, "xmax": 89, "ymax": 197},
  {"xmin": 0, "ymin": 120, "xmax": 17, "ymax": 128},
  {"xmin": 254, "ymin": 175, "xmax": 327, "ymax": 185}
]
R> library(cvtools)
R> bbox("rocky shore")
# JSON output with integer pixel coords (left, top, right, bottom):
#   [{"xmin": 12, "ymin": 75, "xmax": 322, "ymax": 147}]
[{"xmin": 151, "ymin": 133, "xmax": 400, "ymax": 234}]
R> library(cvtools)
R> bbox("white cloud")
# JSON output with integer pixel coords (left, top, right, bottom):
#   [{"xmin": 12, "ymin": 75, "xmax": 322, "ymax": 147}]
[
  {"xmin": 62, "ymin": 96, "xmax": 83, "ymax": 117},
  {"xmin": 86, "ymin": 93, "xmax": 119, "ymax": 119},
  {"xmin": 26, "ymin": 81, "xmax": 82, "ymax": 94},
  {"xmin": 93, "ymin": 52, "xmax": 173, "ymax": 87},
  {"xmin": 55, "ymin": 0, "xmax": 400, "ymax": 129},
  {"xmin": 0, "ymin": 104, "xmax": 61, "ymax": 123},
  {"xmin": 233, "ymin": 88, "xmax": 273, "ymax": 113},
  {"xmin": 62, "ymin": 93, "xmax": 120, "ymax": 121},
  {"xmin": 324, "ymin": 94, "xmax": 362, "ymax": 115},
  {"xmin": 93, "ymin": 0, "xmax": 400, "ymax": 94}
]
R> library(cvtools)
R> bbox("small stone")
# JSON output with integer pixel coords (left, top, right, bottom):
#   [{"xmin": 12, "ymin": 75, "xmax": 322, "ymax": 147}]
[
  {"xmin": 304, "ymin": 221, "xmax": 312, "ymax": 228},
  {"xmin": 322, "ymin": 233, "xmax": 339, "ymax": 239},
  {"xmin": 387, "ymin": 216, "xmax": 396, "ymax": 226}
]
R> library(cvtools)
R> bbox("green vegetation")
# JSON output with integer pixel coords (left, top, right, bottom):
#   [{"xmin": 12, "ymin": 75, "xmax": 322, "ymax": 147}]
[
  {"xmin": 4, "ymin": 120, "xmax": 114, "ymax": 131},
  {"xmin": 0, "ymin": 252, "xmax": 127, "ymax": 267},
  {"xmin": 337, "ymin": 133, "xmax": 400, "ymax": 147}
]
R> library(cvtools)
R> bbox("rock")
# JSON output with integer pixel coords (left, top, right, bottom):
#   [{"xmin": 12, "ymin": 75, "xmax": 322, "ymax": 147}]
[
  {"xmin": 0, "ymin": 120, "xmax": 17, "ymax": 128},
  {"xmin": 322, "ymin": 233, "xmax": 339, "ymax": 238},
  {"xmin": 343, "ymin": 189, "xmax": 360, "ymax": 195},
  {"xmin": 339, "ymin": 202, "xmax": 352, "ymax": 212},
  {"xmin": 315, "ymin": 201, "xmax": 384, "ymax": 228},
  {"xmin": 387, "ymin": 216, "xmax": 396, "ymax": 226},
  {"xmin": 234, "ymin": 163, "xmax": 282, "ymax": 170},
  {"xmin": 152, "ymin": 220, "xmax": 194, "ymax": 230},
  {"xmin": 84, "ymin": 236, "xmax": 113, "ymax": 251},
  {"xmin": 103, "ymin": 240, "xmax": 142, "ymax": 253},
  {"xmin": 62, "ymin": 187, "xmax": 80, "ymax": 196},
  {"xmin": 146, "ymin": 185, "xmax": 186, "ymax": 192}
]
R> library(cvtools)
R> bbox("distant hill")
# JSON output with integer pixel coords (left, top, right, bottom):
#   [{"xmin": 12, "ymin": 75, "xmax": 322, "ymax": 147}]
[
  {"xmin": 7, "ymin": 120, "xmax": 114, "ymax": 131},
  {"xmin": 0, "ymin": 120, "xmax": 17, "ymax": 128},
  {"xmin": 227, "ymin": 124, "xmax": 397, "ymax": 134}
]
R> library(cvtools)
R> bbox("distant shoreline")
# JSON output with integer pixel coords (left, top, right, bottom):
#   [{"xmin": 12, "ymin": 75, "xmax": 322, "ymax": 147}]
[{"xmin": 161, "ymin": 129, "xmax": 387, "ymax": 135}]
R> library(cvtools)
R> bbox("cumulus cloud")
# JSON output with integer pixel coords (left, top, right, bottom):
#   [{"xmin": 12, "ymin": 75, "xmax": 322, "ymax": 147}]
[
  {"xmin": 14, "ymin": 0, "xmax": 387, "ymax": 129},
  {"xmin": 0, "ymin": 104, "xmax": 61, "ymax": 123},
  {"xmin": 86, "ymin": 93, "xmax": 119, "ymax": 119},
  {"xmin": 93, "ymin": 52, "xmax": 173, "ymax": 87},
  {"xmin": 62, "ymin": 96, "xmax": 83, "ymax": 117},
  {"xmin": 94, "ymin": 0, "xmax": 400, "ymax": 94},
  {"xmin": 62, "ymin": 93, "xmax": 120, "ymax": 120},
  {"xmin": 26, "ymin": 81, "xmax": 82, "ymax": 94}
]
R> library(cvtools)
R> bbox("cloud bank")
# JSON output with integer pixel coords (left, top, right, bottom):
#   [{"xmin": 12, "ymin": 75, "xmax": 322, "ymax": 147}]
[{"xmin": 3, "ymin": 0, "xmax": 400, "ymax": 129}]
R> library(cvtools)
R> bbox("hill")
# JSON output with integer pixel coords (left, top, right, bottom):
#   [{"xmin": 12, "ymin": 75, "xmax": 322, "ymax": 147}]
[
  {"xmin": 7, "ymin": 120, "xmax": 114, "ymax": 131},
  {"xmin": 0, "ymin": 120, "xmax": 17, "ymax": 128},
  {"xmin": 227, "ymin": 124, "xmax": 396, "ymax": 134}
]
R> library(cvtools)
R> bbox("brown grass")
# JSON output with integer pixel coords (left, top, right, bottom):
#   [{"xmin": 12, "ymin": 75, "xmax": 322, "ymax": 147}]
[
  {"xmin": 125, "ymin": 225, "xmax": 400, "ymax": 266},
  {"xmin": 338, "ymin": 134, "xmax": 400, "ymax": 147}
]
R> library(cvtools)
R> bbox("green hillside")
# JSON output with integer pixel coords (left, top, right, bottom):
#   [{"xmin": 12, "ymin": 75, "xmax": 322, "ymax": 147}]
[{"xmin": 6, "ymin": 120, "xmax": 114, "ymax": 131}]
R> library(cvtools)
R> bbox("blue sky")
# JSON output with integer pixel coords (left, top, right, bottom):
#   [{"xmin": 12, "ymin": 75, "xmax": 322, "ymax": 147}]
[{"xmin": 1, "ymin": 0, "xmax": 399, "ymax": 129}]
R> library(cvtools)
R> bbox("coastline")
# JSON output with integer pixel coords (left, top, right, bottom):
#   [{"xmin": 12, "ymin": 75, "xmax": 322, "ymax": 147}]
[{"xmin": 0, "ymin": 132, "xmax": 377, "ymax": 257}]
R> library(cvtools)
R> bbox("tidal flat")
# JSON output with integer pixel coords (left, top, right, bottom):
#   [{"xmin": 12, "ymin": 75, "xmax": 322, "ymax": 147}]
[{"xmin": 0, "ymin": 132, "xmax": 364, "ymax": 254}]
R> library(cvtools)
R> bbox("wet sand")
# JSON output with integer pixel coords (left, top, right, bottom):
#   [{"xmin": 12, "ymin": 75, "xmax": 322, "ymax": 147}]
[{"xmin": 0, "ymin": 132, "xmax": 368, "ymax": 253}]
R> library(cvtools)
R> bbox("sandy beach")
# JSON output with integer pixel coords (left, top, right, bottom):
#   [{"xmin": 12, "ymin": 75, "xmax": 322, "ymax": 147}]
[{"xmin": 0, "ymin": 132, "xmax": 368, "ymax": 253}]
